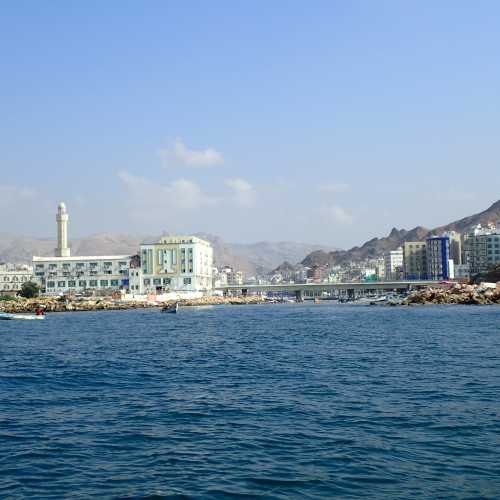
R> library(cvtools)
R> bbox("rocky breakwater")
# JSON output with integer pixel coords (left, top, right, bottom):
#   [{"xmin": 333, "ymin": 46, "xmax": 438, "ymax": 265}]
[
  {"xmin": 0, "ymin": 294, "xmax": 267, "ymax": 314},
  {"xmin": 403, "ymin": 283, "xmax": 500, "ymax": 305},
  {"xmin": 0, "ymin": 296, "xmax": 153, "ymax": 313}
]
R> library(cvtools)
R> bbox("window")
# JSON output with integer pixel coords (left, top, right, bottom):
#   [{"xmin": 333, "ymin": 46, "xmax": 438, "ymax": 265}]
[
  {"xmin": 183, "ymin": 278, "xmax": 192, "ymax": 285},
  {"xmin": 35, "ymin": 264, "xmax": 44, "ymax": 269},
  {"xmin": 79, "ymin": 281, "xmax": 87, "ymax": 287},
  {"xmin": 47, "ymin": 281, "xmax": 55, "ymax": 288},
  {"xmin": 119, "ymin": 261, "xmax": 127, "ymax": 266},
  {"xmin": 144, "ymin": 279, "xmax": 151, "ymax": 285},
  {"xmin": 153, "ymin": 278, "xmax": 161, "ymax": 285},
  {"xmin": 104, "ymin": 262, "xmax": 112, "ymax": 267},
  {"xmin": 49, "ymin": 264, "xmax": 57, "ymax": 269},
  {"xmin": 76, "ymin": 263, "xmax": 85, "ymax": 268},
  {"xmin": 89, "ymin": 280, "xmax": 98, "ymax": 287},
  {"xmin": 57, "ymin": 281, "xmax": 66, "ymax": 287},
  {"xmin": 68, "ymin": 280, "xmax": 76, "ymax": 287},
  {"xmin": 35, "ymin": 272, "xmax": 45, "ymax": 277},
  {"xmin": 110, "ymin": 280, "xmax": 119, "ymax": 286},
  {"xmin": 163, "ymin": 278, "xmax": 171, "ymax": 285},
  {"xmin": 100, "ymin": 280, "xmax": 109, "ymax": 287},
  {"xmin": 63, "ymin": 263, "xmax": 71, "ymax": 269}
]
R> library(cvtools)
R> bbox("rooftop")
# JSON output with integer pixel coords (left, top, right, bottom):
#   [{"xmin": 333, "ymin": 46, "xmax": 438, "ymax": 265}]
[{"xmin": 32, "ymin": 255, "xmax": 132, "ymax": 262}]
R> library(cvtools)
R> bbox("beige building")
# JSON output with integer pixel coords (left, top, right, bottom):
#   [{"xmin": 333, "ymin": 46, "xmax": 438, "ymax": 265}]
[
  {"xmin": 403, "ymin": 242, "xmax": 427, "ymax": 280},
  {"xmin": 139, "ymin": 235, "xmax": 213, "ymax": 293}
]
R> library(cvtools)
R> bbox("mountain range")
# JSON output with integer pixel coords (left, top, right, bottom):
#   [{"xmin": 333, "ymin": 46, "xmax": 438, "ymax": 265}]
[
  {"xmin": 299, "ymin": 199, "xmax": 500, "ymax": 269},
  {"xmin": 0, "ymin": 232, "xmax": 330, "ymax": 276},
  {"xmin": 1, "ymin": 200, "xmax": 499, "ymax": 274}
]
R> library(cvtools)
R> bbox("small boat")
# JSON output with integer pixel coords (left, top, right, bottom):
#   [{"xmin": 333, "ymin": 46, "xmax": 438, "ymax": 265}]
[
  {"xmin": 161, "ymin": 302, "xmax": 179, "ymax": 314},
  {"xmin": 0, "ymin": 312, "xmax": 45, "ymax": 320}
]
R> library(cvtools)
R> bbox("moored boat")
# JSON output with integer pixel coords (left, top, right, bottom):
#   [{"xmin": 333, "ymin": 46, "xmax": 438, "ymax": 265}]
[
  {"xmin": 161, "ymin": 302, "xmax": 179, "ymax": 314},
  {"xmin": 0, "ymin": 312, "xmax": 45, "ymax": 320}
]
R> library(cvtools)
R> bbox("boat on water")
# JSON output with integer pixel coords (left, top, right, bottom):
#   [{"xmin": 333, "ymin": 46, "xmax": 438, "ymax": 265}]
[
  {"xmin": 0, "ymin": 312, "xmax": 45, "ymax": 321},
  {"xmin": 161, "ymin": 302, "xmax": 179, "ymax": 314}
]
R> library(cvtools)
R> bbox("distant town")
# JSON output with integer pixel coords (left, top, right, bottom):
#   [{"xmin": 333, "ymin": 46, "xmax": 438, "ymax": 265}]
[{"xmin": 0, "ymin": 202, "xmax": 499, "ymax": 298}]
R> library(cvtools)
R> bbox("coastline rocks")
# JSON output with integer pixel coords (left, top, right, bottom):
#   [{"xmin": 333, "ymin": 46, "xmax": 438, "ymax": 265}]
[
  {"xmin": 0, "ymin": 294, "xmax": 266, "ymax": 314},
  {"xmin": 403, "ymin": 283, "xmax": 500, "ymax": 305}
]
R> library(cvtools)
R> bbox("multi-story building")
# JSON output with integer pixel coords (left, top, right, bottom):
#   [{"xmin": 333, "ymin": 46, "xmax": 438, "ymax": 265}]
[
  {"xmin": 139, "ymin": 235, "xmax": 213, "ymax": 294},
  {"xmin": 426, "ymin": 236, "xmax": 451, "ymax": 280},
  {"xmin": 33, "ymin": 255, "xmax": 133, "ymax": 294},
  {"xmin": 443, "ymin": 231, "xmax": 463, "ymax": 266},
  {"xmin": 33, "ymin": 203, "xmax": 134, "ymax": 295},
  {"xmin": 464, "ymin": 223, "xmax": 500, "ymax": 275},
  {"xmin": 384, "ymin": 247, "xmax": 403, "ymax": 281},
  {"xmin": 0, "ymin": 264, "xmax": 33, "ymax": 295},
  {"xmin": 403, "ymin": 241, "xmax": 427, "ymax": 280}
]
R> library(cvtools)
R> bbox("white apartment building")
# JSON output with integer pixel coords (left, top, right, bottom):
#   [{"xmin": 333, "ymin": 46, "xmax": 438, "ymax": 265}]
[
  {"xmin": 0, "ymin": 264, "xmax": 33, "ymax": 295},
  {"xmin": 138, "ymin": 235, "xmax": 213, "ymax": 294},
  {"xmin": 384, "ymin": 247, "xmax": 403, "ymax": 281},
  {"xmin": 33, "ymin": 255, "xmax": 133, "ymax": 294}
]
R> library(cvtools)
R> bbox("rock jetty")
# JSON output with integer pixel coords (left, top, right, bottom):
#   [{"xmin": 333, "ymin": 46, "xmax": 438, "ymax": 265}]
[
  {"xmin": 0, "ymin": 294, "xmax": 266, "ymax": 314},
  {"xmin": 403, "ymin": 283, "xmax": 500, "ymax": 305}
]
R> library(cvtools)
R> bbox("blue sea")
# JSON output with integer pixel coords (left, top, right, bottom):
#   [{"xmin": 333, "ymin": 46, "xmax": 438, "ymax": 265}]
[{"xmin": 1, "ymin": 304, "xmax": 499, "ymax": 499}]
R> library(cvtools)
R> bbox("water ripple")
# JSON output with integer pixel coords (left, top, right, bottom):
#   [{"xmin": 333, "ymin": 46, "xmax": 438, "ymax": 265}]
[{"xmin": 1, "ymin": 304, "xmax": 500, "ymax": 498}]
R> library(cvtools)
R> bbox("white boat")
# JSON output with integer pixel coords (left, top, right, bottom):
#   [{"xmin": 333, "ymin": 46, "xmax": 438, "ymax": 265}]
[{"xmin": 0, "ymin": 313, "xmax": 45, "ymax": 320}]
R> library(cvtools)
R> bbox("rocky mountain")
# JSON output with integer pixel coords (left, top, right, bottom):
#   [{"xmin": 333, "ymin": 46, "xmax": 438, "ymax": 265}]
[
  {"xmin": 300, "ymin": 199, "xmax": 500, "ymax": 268},
  {"xmin": 0, "ymin": 231, "xmax": 329, "ymax": 276}
]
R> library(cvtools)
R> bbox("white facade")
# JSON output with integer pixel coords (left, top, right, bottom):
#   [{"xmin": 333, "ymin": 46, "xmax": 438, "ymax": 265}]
[
  {"xmin": 139, "ymin": 235, "xmax": 213, "ymax": 294},
  {"xmin": 384, "ymin": 247, "xmax": 403, "ymax": 281},
  {"xmin": 32, "ymin": 255, "xmax": 133, "ymax": 294},
  {"xmin": 0, "ymin": 264, "xmax": 33, "ymax": 294}
]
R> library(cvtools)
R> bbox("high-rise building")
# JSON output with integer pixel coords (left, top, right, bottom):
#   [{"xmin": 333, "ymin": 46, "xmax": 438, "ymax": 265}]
[
  {"xmin": 464, "ymin": 223, "xmax": 500, "ymax": 275},
  {"xmin": 384, "ymin": 247, "xmax": 403, "ymax": 280},
  {"xmin": 403, "ymin": 242, "xmax": 427, "ymax": 280},
  {"xmin": 426, "ymin": 236, "xmax": 451, "ymax": 280}
]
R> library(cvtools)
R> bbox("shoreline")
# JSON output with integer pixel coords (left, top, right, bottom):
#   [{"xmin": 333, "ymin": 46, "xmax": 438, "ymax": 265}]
[
  {"xmin": 2, "ymin": 282, "xmax": 499, "ymax": 314},
  {"xmin": 0, "ymin": 295, "xmax": 268, "ymax": 314}
]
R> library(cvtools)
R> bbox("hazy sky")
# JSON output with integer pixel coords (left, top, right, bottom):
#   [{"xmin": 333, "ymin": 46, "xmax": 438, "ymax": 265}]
[{"xmin": 1, "ymin": 1, "xmax": 499, "ymax": 248}]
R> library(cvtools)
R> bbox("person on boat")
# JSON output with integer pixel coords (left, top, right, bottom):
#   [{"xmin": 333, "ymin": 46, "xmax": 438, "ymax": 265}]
[{"xmin": 35, "ymin": 307, "xmax": 45, "ymax": 316}]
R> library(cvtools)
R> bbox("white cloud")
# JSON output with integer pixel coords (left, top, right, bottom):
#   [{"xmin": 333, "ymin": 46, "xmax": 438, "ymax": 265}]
[
  {"xmin": 225, "ymin": 177, "xmax": 256, "ymax": 207},
  {"xmin": 321, "ymin": 205, "xmax": 354, "ymax": 225},
  {"xmin": 118, "ymin": 171, "xmax": 217, "ymax": 211},
  {"xmin": 159, "ymin": 138, "xmax": 224, "ymax": 168},
  {"xmin": 318, "ymin": 182, "xmax": 350, "ymax": 193}
]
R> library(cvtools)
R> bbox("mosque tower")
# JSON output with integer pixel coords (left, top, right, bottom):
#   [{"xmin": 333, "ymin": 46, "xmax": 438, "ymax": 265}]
[{"xmin": 55, "ymin": 202, "xmax": 71, "ymax": 257}]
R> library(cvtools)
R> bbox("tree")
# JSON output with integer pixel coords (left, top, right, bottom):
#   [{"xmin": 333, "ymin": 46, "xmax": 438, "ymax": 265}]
[{"xmin": 19, "ymin": 281, "xmax": 40, "ymax": 299}]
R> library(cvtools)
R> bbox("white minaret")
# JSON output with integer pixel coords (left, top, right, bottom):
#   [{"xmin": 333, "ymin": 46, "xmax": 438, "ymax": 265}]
[{"xmin": 55, "ymin": 202, "xmax": 70, "ymax": 257}]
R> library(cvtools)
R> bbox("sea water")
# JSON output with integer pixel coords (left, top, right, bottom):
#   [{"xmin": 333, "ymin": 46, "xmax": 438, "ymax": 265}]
[{"xmin": 1, "ymin": 304, "xmax": 499, "ymax": 498}]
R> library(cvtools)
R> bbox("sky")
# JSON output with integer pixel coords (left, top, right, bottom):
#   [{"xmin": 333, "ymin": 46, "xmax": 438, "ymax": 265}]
[{"xmin": 1, "ymin": 0, "xmax": 499, "ymax": 248}]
